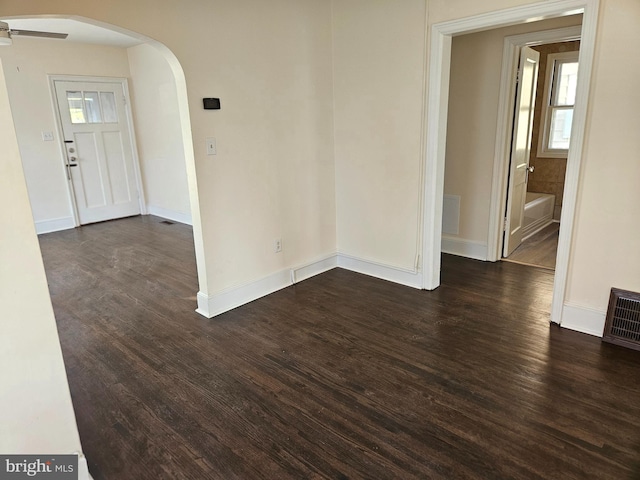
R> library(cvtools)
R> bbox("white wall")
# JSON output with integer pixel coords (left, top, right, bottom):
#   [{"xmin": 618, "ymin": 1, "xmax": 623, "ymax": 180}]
[
  {"xmin": 175, "ymin": 0, "xmax": 336, "ymax": 297},
  {"xmin": 426, "ymin": 0, "xmax": 537, "ymax": 23},
  {"xmin": 0, "ymin": 38, "xmax": 132, "ymax": 234},
  {"xmin": 443, "ymin": 15, "xmax": 582, "ymax": 258},
  {"xmin": 127, "ymin": 43, "xmax": 191, "ymax": 224},
  {"xmin": 0, "ymin": 60, "xmax": 84, "ymax": 457},
  {"xmin": 564, "ymin": 0, "xmax": 640, "ymax": 333},
  {"xmin": 333, "ymin": 0, "xmax": 427, "ymax": 273}
]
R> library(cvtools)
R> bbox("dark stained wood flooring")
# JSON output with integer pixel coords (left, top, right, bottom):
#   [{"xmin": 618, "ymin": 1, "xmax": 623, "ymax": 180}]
[{"xmin": 39, "ymin": 216, "xmax": 640, "ymax": 480}]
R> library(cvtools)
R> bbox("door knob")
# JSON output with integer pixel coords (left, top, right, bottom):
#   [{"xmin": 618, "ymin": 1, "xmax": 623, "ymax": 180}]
[{"xmin": 527, "ymin": 165, "xmax": 535, "ymax": 173}]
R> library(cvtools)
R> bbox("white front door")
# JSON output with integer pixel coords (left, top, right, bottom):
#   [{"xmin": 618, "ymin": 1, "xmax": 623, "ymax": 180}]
[
  {"xmin": 54, "ymin": 79, "xmax": 141, "ymax": 225},
  {"xmin": 503, "ymin": 46, "xmax": 540, "ymax": 257}
]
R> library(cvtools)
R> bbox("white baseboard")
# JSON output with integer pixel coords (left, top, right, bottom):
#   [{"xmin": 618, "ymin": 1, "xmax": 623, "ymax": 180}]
[
  {"xmin": 291, "ymin": 254, "xmax": 338, "ymax": 283},
  {"xmin": 561, "ymin": 302, "xmax": 606, "ymax": 337},
  {"xmin": 76, "ymin": 452, "xmax": 93, "ymax": 480},
  {"xmin": 147, "ymin": 206, "xmax": 192, "ymax": 225},
  {"xmin": 441, "ymin": 235, "xmax": 488, "ymax": 261},
  {"xmin": 35, "ymin": 216, "xmax": 76, "ymax": 235},
  {"xmin": 196, "ymin": 251, "xmax": 426, "ymax": 319},
  {"xmin": 196, "ymin": 270, "xmax": 291, "ymax": 318},
  {"xmin": 522, "ymin": 217, "xmax": 553, "ymax": 241},
  {"xmin": 196, "ymin": 254, "xmax": 337, "ymax": 318},
  {"xmin": 336, "ymin": 253, "xmax": 422, "ymax": 289}
]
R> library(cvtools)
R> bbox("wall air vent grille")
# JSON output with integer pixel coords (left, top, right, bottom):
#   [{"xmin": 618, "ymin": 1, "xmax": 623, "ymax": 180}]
[{"xmin": 602, "ymin": 288, "xmax": 640, "ymax": 351}]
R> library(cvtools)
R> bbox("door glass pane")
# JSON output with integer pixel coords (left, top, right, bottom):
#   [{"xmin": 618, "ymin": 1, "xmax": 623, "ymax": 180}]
[
  {"xmin": 83, "ymin": 91, "xmax": 102, "ymax": 123},
  {"xmin": 66, "ymin": 91, "xmax": 86, "ymax": 124},
  {"xmin": 100, "ymin": 92, "xmax": 118, "ymax": 123},
  {"xmin": 549, "ymin": 107, "xmax": 573, "ymax": 150},
  {"xmin": 554, "ymin": 61, "xmax": 578, "ymax": 106}
]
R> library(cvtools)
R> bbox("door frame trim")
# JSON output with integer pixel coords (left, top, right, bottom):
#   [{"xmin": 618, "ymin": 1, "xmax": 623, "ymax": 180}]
[
  {"xmin": 49, "ymin": 75, "xmax": 147, "ymax": 226},
  {"xmin": 420, "ymin": 0, "xmax": 600, "ymax": 326},
  {"xmin": 490, "ymin": 25, "xmax": 582, "ymax": 262}
]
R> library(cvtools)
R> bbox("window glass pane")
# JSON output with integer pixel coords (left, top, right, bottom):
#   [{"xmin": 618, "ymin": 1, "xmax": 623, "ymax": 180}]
[
  {"xmin": 100, "ymin": 92, "xmax": 118, "ymax": 123},
  {"xmin": 83, "ymin": 91, "xmax": 102, "ymax": 123},
  {"xmin": 554, "ymin": 61, "xmax": 578, "ymax": 106},
  {"xmin": 66, "ymin": 91, "xmax": 86, "ymax": 124},
  {"xmin": 548, "ymin": 107, "xmax": 573, "ymax": 150}
]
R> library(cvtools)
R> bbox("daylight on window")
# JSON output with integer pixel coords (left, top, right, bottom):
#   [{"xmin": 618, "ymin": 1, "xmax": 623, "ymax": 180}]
[{"xmin": 549, "ymin": 61, "xmax": 578, "ymax": 150}]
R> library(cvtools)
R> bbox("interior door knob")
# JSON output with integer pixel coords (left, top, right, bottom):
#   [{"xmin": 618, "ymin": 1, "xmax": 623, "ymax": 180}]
[{"xmin": 527, "ymin": 165, "xmax": 535, "ymax": 173}]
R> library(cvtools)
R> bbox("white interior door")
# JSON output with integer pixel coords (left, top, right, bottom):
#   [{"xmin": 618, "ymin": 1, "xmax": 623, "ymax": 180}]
[
  {"xmin": 503, "ymin": 46, "xmax": 539, "ymax": 257},
  {"xmin": 54, "ymin": 79, "xmax": 141, "ymax": 225}
]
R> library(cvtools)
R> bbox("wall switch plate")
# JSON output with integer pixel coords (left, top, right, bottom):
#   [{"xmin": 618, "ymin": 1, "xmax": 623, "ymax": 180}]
[
  {"xmin": 206, "ymin": 137, "xmax": 217, "ymax": 155},
  {"xmin": 274, "ymin": 239, "xmax": 282, "ymax": 253},
  {"xmin": 42, "ymin": 131, "xmax": 54, "ymax": 141}
]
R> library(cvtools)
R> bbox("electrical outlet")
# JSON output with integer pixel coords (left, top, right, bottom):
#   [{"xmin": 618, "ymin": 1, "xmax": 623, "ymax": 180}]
[
  {"xmin": 274, "ymin": 238, "xmax": 282, "ymax": 253},
  {"xmin": 42, "ymin": 131, "xmax": 54, "ymax": 141},
  {"xmin": 206, "ymin": 137, "xmax": 216, "ymax": 155}
]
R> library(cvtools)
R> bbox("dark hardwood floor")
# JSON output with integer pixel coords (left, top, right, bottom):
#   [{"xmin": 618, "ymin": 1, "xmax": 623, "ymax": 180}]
[{"xmin": 39, "ymin": 216, "xmax": 640, "ymax": 480}]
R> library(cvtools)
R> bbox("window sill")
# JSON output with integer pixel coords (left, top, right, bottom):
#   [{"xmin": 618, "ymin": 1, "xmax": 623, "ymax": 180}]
[{"xmin": 537, "ymin": 151, "xmax": 568, "ymax": 159}]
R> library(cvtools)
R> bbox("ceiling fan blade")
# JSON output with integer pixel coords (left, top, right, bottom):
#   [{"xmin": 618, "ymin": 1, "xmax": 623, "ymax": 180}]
[{"xmin": 11, "ymin": 29, "xmax": 68, "ymax": 40}]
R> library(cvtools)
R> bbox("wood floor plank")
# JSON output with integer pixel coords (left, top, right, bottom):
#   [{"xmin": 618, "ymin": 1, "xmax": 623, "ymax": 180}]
[
  {"xmin": 505, "ymin": 222, "xmax": 560, "ymax": 270},
  {"xmin": 38, "ymin": 216, "xmax": 640, "ymax": 479}
]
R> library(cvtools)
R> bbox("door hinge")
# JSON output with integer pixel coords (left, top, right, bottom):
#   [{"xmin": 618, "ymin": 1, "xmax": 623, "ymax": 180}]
[
  {"xmin": 516, "ymin": 67, "xmax": 521, "ymax": 84},
  {"xmin": 504, "ymin": 217, "xmax": 508, "ymax": 232}
]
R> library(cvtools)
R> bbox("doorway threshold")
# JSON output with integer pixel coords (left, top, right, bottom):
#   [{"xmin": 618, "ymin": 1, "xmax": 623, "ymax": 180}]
[{"xmin": 502, "ymin": 222, "xmax": 559, "ymax": 270}]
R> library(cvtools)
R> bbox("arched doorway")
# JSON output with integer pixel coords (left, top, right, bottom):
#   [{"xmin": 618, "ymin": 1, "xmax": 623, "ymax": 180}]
[{"xmin": 0, "ymin": 15, "xmax": 209, "ymax": 300}]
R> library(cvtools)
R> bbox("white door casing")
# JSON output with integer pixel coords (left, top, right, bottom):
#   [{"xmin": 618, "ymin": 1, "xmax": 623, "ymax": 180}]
[
  {"xmin": 503, "ymin": 46, "xmax": 539, "ymax": 257},
  {"xmin": 53, "ymin": 78, "xmax": 141, "ymax": 225},
  {"xmin": 488, "ymin": 25, "xmax": 582, "ymax": 263},
  {"xmin": 421, "ymin": 0, "xmax": 600, "ymax": 326}
]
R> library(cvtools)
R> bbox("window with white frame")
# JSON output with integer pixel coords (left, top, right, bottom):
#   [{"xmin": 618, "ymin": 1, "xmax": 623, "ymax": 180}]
[{"xmin": 538, "ymin": 51, "xmax": 579, "ymax": 157}]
